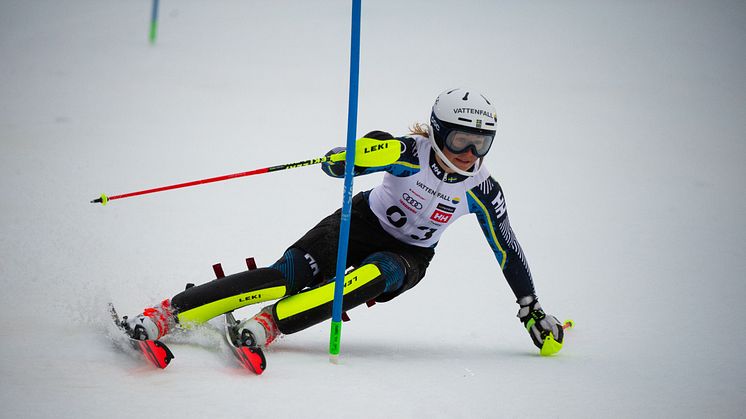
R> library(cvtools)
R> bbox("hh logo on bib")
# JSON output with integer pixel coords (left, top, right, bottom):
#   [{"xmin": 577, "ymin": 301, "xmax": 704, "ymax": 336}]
[{"xmin": 430, "ymin": 210, "xmax": 452, "ymax": 224}]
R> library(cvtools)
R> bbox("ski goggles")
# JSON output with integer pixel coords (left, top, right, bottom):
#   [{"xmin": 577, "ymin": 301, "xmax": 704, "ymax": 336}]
[{"xmin": 444, "ymin": 130, "xmax": 494, "ymax": 157}]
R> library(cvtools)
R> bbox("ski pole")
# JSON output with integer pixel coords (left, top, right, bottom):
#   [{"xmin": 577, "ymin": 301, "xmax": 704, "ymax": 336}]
[{"xmin": 90, "ymin": 137, "xmax": 399, "ymax": 205}]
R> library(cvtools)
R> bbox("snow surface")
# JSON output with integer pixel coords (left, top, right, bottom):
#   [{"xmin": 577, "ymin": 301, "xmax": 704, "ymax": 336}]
[{"xmin": 1, "ymin": 0, "xmax": 745, "ymax": 418}]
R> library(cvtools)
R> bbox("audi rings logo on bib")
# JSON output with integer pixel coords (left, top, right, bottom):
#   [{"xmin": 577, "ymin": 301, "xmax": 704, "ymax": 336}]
[{"xmin": 401, "ymin": 193, "xmax": 423, "ymax": 210}]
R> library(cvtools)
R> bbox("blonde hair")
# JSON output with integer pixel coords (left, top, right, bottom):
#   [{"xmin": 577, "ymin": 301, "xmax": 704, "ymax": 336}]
[{"xmin": 408, "ymin": 122, "xmax": 430, "ymax": 138}]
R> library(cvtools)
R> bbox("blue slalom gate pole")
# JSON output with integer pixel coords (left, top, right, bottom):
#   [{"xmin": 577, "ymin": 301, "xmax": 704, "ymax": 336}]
[
  {"xmin": 329, "ymin": 0, "xmax": 362, "ymax": 362},
  {"xmin": 149, "ymin": 0, "xmax": 159, "ymax": 44}
]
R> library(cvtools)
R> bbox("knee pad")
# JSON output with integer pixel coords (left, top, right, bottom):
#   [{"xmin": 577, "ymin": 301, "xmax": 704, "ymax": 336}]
[{"xmin": 269, "ymin": 247, "xmax": 321, "ymax": 294}]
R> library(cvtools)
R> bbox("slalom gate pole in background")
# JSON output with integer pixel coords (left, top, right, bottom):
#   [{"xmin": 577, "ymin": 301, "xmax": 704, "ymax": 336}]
[
  {"xmin": 329, "ymin": 0, "xmax": 362, "ymax": 363},
  {"xmin": 149, "ymin": 0, "xmax": 159, "ymax": 44}
]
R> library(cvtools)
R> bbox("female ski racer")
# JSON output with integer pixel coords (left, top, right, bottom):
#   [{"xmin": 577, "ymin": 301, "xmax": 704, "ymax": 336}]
[{"xmin": 121, "ymin": 88, "xmax": 565, "ymax": 356}]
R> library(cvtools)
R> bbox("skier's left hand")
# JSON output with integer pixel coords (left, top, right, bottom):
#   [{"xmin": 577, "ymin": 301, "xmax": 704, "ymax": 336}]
[{"xmin": 517, "ymin": 295, "xmax": 564, "ymax": 355}]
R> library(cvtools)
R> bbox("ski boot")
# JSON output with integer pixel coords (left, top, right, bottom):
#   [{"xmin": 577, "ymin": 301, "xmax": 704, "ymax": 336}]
[
  {"xmin": 109, "ymin": 301, "xmax": 175, "ymax": 369},
  {"xmin": 236, "ymin": 306, "xmax": 281, "ymax": 348},
  {"xmin": 120, "ymin": 299, "xmax": 175, "ymax": 341}
]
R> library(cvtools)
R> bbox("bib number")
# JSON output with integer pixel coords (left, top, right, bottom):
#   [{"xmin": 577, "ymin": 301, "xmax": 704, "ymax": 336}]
[{"xmin": 385, "ymin": 205, "xmax": 438, "ymax": 242}]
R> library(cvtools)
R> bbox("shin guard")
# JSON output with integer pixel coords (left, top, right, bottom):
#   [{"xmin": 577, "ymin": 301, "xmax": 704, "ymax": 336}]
[
  {"xmin": 273, "ymin": 264, "xmax": 385, "ymax": 335},
  {"xmin": 172, "ymin": 268, "xmax": 287, "ymax": 325}
]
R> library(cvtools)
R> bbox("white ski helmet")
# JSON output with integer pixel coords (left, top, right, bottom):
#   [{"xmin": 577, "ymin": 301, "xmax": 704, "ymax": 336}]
[{"xmin": 429, "ymin": 88, "xmax": 497, "ymax": 176}]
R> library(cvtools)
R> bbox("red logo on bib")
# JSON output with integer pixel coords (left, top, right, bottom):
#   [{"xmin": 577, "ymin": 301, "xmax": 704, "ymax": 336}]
[{"xmin": 430, "ymin": 210, "xmax": 452, "ymax": 223}]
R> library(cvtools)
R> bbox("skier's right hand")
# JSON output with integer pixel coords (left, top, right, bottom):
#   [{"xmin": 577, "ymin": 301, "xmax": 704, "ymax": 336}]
[
  {"xmin": 322, "ymin": 147, "xmax": 347, "ymax": 177},
  {"xmin": 516, "ymin": 295, "xmax": 564, "ymax": 355}
]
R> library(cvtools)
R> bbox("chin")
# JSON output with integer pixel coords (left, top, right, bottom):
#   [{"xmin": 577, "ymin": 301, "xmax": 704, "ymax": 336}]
[{"xmin": 456, "ymin": 161, "xmax": 476, "ymax": 170}]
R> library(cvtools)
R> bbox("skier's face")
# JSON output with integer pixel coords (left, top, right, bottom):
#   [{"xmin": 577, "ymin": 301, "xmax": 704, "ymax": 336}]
[{"xmin": 441, "ymin": 146, "xmax": 478, "ymax": 172}]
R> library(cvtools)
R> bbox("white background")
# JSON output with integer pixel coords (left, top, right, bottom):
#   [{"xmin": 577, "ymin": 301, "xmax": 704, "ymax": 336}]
[{"xmin": 1, "ymin": 1, "xmax": 744, "ymax": 417}]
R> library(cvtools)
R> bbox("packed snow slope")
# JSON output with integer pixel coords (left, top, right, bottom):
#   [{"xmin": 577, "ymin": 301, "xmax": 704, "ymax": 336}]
[{"xmin": 1, "ymin": 1, "xmax": 744, "ymax": 418}]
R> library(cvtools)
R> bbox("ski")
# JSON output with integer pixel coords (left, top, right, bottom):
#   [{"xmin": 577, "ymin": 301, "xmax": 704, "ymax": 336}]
[
  {"xmin": 213, "ymin": 259, "xmax": 266, "ymax": 375},
  {"xmin": 224, "ymin": 311, "xmax": 266, "ymax": 374},
  {"xmin": 109, "ymin": 302, "xmax": 174, "ymax": 369}
]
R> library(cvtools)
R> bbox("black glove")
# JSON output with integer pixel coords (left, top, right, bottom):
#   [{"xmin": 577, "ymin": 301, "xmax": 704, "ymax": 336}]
[
  {"xmin": 322, "ymin": 146, "xmax": 347, "ymax": 177},
  {"xmin": 517, "ymin": 295, "xmax": 564, "ymax": 355}
]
